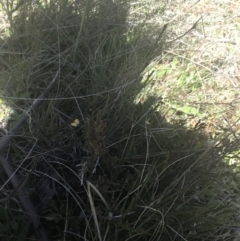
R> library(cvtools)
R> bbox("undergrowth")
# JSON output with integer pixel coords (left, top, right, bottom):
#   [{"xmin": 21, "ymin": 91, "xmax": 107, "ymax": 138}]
[{"xmin": 0, "ymin": 0, "xmax": 239, "ymax": 241}]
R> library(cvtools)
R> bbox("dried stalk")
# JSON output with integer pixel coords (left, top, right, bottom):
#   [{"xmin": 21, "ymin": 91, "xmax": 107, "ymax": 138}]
[{"xmin": 0, "ymin": 70, "xmax": 59, "ymax": 241}]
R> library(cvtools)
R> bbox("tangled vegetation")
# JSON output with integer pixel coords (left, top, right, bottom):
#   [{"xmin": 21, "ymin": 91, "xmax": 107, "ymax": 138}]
[{"xmin": 0, "ymin": 0, "xmax": 240, "ymax": 240}]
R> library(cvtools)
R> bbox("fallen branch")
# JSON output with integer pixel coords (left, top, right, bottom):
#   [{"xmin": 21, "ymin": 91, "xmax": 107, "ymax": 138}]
[
  {"xmin": 0, "ymin": 70, "xmax": 59, "ymax": 153},
  {"xmin": 0, "ymin": 70, "xmax": 59, "ymax": 241},
  {"xmin": 0, "ymin": 154, "xmax": 50, "ymax": 241}
]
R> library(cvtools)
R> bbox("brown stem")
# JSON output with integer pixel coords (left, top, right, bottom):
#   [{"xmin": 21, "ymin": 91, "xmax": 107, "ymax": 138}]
[
  {"xmin": 0, "ymin": 154, "xmax": 50, "ymax": 241},
  {"xmin": 0, "ymin": 70, "xmax": 59, "ymax": 241}
]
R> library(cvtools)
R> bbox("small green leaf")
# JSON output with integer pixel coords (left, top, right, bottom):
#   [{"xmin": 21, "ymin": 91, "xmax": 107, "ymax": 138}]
[
  {"xmin": 170, "ymin": 103, "xmax": 205, "ymax": 118},
  {"xmin": 8, "ymin": 109, "xmax": 20, "ymax": 121},
  {"xmin": 180, "ymin": 106, "xmax": 199, "ymax": 115}
]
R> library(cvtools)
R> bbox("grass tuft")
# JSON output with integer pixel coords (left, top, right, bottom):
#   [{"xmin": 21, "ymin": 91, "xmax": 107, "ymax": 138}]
[{"xmin": 0, "ymin": 0, "xmax": 240, "ymax": 240}]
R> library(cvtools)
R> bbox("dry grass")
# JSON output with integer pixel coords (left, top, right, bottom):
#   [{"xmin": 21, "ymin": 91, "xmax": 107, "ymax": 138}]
[{"xmin": 0, "ymin": 0, "xmax": 239, "ymax": 241}]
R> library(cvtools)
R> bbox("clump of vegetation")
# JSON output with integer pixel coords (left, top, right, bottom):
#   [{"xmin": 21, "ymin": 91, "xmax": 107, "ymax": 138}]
[{"xmin": 0, "ymin": 0, "xmax": 240, "ymax": 241}]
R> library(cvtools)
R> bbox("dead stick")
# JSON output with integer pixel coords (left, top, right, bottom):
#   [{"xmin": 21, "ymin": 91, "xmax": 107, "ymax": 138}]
[
  {"xmin": 0, "ymin": 70, "xmax": 59, "ymax": 153},
  {"xmin": 0, "ymin": 154, "xmax": 50, "ymax": 241},
  {"xmin": 0, "ymin": 70, "xmax": 59, "ymax": 241}
]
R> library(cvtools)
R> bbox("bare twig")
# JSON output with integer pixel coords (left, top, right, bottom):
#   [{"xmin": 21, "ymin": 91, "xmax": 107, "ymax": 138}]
[
  {"xmin": 0, "ymin": 70, "xmax": 59, "ymax": 241},
  {"xmin": 0, "ymin": 154, "xmax": 50, "ymax": 241},
  {"xmin": 0, "ymin": 70, "xmax": 59, "ymax": 153},
  {"xmin": 167, "ymin": 17, "xmax": 203, "ymax": 43}
]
